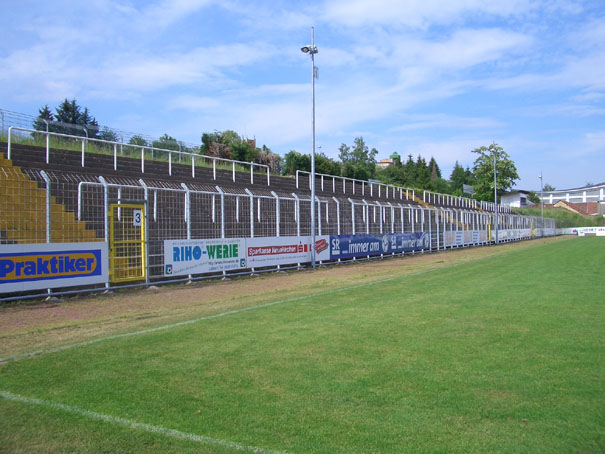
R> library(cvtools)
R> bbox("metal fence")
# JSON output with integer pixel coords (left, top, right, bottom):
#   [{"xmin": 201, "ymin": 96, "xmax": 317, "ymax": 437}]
[
  {"xmin": 0, "ymin": 108, "xmax": 198, "ymax": 153},
  {"xmin": 0, "ymin": 164, "xmax": 556, "ymax": 300}
]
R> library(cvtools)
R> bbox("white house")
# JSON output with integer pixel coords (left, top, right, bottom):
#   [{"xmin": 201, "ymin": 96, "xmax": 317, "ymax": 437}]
[{"xmin": 501, "ymin": 190, "xmax": 534, "ymax": 207}]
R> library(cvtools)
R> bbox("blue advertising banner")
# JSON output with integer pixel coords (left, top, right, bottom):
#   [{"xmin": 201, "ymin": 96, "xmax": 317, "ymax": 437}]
[{"xmin": 328, "ymin": 232, "xmax": 429, "ymax": 260}]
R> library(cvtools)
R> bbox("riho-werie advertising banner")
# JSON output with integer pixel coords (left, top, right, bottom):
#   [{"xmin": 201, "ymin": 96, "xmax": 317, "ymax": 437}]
[
  {"xmin": 164, "ymin": 238, "xmax": 247, "ymax": 276},
  {"xmin": 0, "ymin": 242, "xmax": 109, "ymax": 293}
]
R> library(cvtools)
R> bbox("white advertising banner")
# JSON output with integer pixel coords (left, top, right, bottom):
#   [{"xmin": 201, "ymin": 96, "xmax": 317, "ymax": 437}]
[
  {"xmin": 164, "ymin": 236, "xmax": 331, "ymax": 276},
  {"xmin": 164, "ymin": 238, "xmax": 247, "ymax": 276},
  {"xmin": 246, "ymin": 236, "xmax": 330, "ymax": 268},
  {"xmin": 443, "ymin": 230, "xmax": 487, "ymax": 247},
  {"xmin": 560, "ymin": 227, "xmax": 605, "ymax": 236}
]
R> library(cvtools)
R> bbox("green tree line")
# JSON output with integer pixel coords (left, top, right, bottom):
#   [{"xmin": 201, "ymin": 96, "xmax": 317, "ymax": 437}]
[{"xmin": 34, "ymin": 100, "xmax": 538, "ymax": 202}]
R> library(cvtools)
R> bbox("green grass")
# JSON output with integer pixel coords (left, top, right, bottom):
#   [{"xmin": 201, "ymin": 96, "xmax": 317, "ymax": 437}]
[
  {"xmin": 1, "ymin": 238, "xmax": 603, "ymax": 453},
  {"xmin": 514, "ymin": 206, "xmax": 604, "ymax": 228}
]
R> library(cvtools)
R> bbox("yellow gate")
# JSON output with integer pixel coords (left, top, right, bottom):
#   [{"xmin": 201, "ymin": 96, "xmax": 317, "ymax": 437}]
[{"xmin": 108, "ymin": 203, "xmax": 146, "ymax": 283}]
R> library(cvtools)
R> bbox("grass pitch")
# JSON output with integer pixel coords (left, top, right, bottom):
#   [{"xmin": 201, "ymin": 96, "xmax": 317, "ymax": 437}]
[{"xmin": 1, "ymin": 237, "xmax": 603, "ymax": 453}]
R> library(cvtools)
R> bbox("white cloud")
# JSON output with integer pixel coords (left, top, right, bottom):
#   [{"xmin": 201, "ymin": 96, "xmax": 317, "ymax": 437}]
[
  {"xmin": 133, "ymin": 0, "xmax": 215, "ymax": 30},
  {"xmin": 321, "ymin": 0, "xmax": 536, "ymax": 28},
  {"xmin": 391, "ymin": 114, "xmax": 504, "ymax": 132}
]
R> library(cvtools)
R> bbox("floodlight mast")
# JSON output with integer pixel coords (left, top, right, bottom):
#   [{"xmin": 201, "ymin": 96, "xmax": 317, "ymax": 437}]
[
  {"xmin": 301, "ymin": 27, "xmax": 318, "ymax": 268},
  {"xmin": 539, "ymin": 172, "xmax": 544, "ymax": 236},
  {"xmin": 494, "ymin": 151, "xmax": 498, "ymax": 245}
]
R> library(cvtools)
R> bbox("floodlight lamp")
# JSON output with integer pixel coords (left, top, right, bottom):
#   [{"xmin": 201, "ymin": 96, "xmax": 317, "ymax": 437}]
[{"xmin": 301, "ymin": 45, "xmax": 318, "ymax": 54}]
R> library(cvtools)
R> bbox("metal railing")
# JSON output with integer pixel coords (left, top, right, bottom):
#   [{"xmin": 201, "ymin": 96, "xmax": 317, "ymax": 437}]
[
  {"xmin": 6, "ymin": 126, "xmax": 270, "ymax": 185},
  {"xmin": 296, "ymin": 169, "xmax": 417, "ymax": 201}
]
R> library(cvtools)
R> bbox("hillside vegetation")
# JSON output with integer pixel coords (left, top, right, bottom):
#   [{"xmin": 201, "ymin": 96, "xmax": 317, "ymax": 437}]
[{"xmin": 513, "ymin": 206, "xmax": 603, "ymax": 228}]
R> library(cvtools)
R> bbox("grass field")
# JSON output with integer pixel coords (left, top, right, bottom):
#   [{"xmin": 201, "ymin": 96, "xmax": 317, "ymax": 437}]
[{"xmin": 1, "ymin": 237, "xmax": 603, "ymax": 453}]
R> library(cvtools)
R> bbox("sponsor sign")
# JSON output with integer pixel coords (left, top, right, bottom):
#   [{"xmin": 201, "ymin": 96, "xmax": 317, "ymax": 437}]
[
  {"xmin": 329, "ymin": 232, "xmax": 429, "ymax": 260},
  {"xmin": 490, "ymin": 229, "xmax": 534, "ymax": 241},
  {"xmin": 164, "ymin": 236, "xmax": 330, "ymax": 276},
  {"xmin": 164, "ymin": 238, "xmax": 246, "ymax": 276},
  {"xmin": 573, "ymin": 227, "xmax": 605, "ymax": 237},
  {"xmin": 246, "ymin": 236, "xmax": 330, "ymax": 268},
  {"xmin": 0, "ymin": 242, "xmax": 108, "ymax": 293},
  {"xmin": 444, "ymin": 230, "xmax": 488, "ymax": 247}
]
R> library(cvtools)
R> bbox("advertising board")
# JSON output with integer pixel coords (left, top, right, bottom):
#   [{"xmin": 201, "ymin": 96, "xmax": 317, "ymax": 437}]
[
  {"xmin": 164, "ymin": 236, "xmax": 331, "ymax": 276},
  {"xmin": 246, "ymin": 236, "xmax": 330, "ymax": 267},
  {"xmin": 328, "ymin": 232, "xmax": 429, "ymax": 260},
  {"xmin": 0, "ymin": 242, "xmax": 109, "ymax": 293},
  {"xmin": 164, "ymin": 238, "xmax": 246, "ymax": 276}
]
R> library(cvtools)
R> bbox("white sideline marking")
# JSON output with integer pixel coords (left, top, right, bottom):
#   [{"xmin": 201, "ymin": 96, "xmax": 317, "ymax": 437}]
[
  {"xmin": 1, "ymin": 254, "xmax": 502, "ymax": 364},
  {"xmin": 0, "ymin": 390, "xmax": 287, "ymax": 454}
]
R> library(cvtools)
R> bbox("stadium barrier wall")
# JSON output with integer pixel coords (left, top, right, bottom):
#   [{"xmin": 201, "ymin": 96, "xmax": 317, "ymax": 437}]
[
  {"xmin": 0, "ymin": 165, "xmax": 556, "ymax": 301},
  {"xmin": 557, "ymin": 227, "xmax": 605, "ymax": 236}
]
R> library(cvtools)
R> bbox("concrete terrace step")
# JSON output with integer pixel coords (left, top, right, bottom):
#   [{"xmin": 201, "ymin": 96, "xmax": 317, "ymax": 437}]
[{"xmin": 2, "ymin": 142, "xmax": 426, "ymax": 207}]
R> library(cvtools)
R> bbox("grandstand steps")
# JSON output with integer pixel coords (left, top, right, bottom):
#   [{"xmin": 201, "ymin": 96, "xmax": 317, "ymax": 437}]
[
  {"xmin": 3, "ymin": 142, "xmax": 422, "ymax": 207},
  {"xmin": 0, "ymin": 152, "xmax": 98, "ymax": 244}
]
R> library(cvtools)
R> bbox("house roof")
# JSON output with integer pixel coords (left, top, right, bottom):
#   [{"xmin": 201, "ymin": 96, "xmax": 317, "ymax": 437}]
[{"xmin": 553, "ymin": 200, "xmax": 599, "ymax": 215}]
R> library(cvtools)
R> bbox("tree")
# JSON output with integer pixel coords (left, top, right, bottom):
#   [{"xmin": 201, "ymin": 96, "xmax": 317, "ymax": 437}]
[
  {"xmin": 282, "ymin": 150, "xmax": 310, "ymax": 175},
  {"xmin": 471, "ymin": 143, "xmax": 519, "ymax": 202},
  {"xmin": 528, "ymin": 192, "xmax": 541, "ymax": 204},
  {"xmin": 98, "ymin": 127, "xmax": 118, "ymax": 142},
  {"xmin": 152, "ymin": 133, "xmax": 179, "ymax": 159},
  {"xmin": 375, "ymin": 165, "xmax": 405, "ymax": 185},
  {"xmin": 415, "ymin": 155, "xmax": 431, "ymax": 189},
  {"xmin": 543, "ymin": 183, "xmax": 555, "ymax": 192},
  {"xmin": 449, "ymin": 161, "xmax": 467, "ymax": 194},
  {"xmin": 429, "ymin": 157, "xmax": 441, "ymax": 181},
  {"xmin": 33, "ymin": 105, "xmax": 55, "ymax": 132},
  {"xmin": 128, "ymin": 135, "xmax": 148, "ymax": 146},
  {"xmin": 339, "ymin": 137, "xmax": 378, "ymax": 180},
  {"xmin": 53, "ymin": 98, "xmax": 99, "ymax": 137},
  {"xmin": 430, "ymin": 177, "xmax": 451, "ymax": 194},
  {"xmin": 124, "ymin": 135, "xmax": 148, "ymax": 156},
  {"xmin": 402, "ymin": 154, "xmax": 416, "ymax": 186},
  {"xmin": 255, "ymin": 145, "xmax": 282, "ymax": 173},
  {"xmin": 315, "ymin": 152, "xmax": 341, "ymax": 176}
]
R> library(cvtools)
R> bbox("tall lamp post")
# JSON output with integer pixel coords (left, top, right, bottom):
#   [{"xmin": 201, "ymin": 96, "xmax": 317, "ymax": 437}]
[
  {"xmin": 539, "ymin": 172, "xmax": 544, "ymax": 237},
  {"xmin": 494, "ymin": 151, "xmax": 499, "ymax": 244},
  {"xmin": 301, "ymin": 28, "xmax": 318, "ymax": 268}
]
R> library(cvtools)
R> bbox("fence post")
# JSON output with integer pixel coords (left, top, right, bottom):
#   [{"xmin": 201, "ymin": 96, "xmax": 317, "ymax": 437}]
[
  {"xmin": 348, "ymin": 198, "xmax": 356, "ymax": 235},
  {"xmin": 181, "ymin": 183, "xmax": 192, "ymax": 281},
  {"xmin": 332, "ymin": 197, "xmax": 340, "ymax": 235},
  {"xmin": 99, "ymin": 176, "xmax": 110, "ymax": 289},
  {"xmin": 40, "ymin": 170, "xmax": 51, "ymax": 244},
  {"xmin": 271, "ymin": 191, "xmax": 280, "ymax": 237},
  {"xmin": 398, "ymin": 203, "xmax": 404, "ymax": 233},
  {"xmin": 376, "ymin": 201, "xmax": 383, "ymax": 234},
  {"xmin": 316, "ymin": 196, "xmax": 322, "ymax": 236},
  {"xmin": 362, "ymin": 199, "xmax": 370, "ymax": 234},
  {"xmin": 216, "ymin": 186, "xmax": 226, "ymax": 239},
  {"xmin": 245, "ymin": 188, "xmax": 254, "ymax": 238},
  {"xmin": 139, "ymin": 179, "xmax": 150, "ymax": 284},
  {"xmin": 292, "ymin": 193, "xmax": 301, "ymax": 237},
  {"xmin": 180, "ymin": 183, "xmax": 191, "ymax": 238}
]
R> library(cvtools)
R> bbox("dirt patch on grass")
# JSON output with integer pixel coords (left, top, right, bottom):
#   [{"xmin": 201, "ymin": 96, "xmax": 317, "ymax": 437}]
[{"xmin": 0, "ymin": 236, "xmax": 572, "ymax": 359}]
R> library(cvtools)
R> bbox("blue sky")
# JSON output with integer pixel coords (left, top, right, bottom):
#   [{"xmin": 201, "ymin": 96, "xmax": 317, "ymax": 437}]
[{"xmin": 1, "ymin": 0, "xmax": 603, "ymax": 191}]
